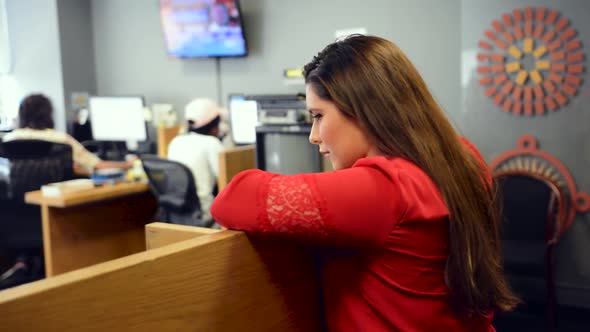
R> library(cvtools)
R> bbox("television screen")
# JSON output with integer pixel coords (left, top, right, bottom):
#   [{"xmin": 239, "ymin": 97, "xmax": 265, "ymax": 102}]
[
  {"xmin": 256, "ymin": 125, "xmax": 322, "ymax": 175},
  {"xmin": 159, "ymin": 0, "xmax": 248, "ymax": 58}
]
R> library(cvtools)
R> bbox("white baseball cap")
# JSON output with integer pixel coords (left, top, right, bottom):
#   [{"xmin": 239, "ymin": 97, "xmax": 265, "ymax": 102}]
[{"xmin": 184, "ymin": 98, "xmax": 226, "ymax": 129}]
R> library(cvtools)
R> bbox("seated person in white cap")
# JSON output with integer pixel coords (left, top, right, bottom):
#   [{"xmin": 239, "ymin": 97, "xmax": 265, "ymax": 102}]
[{"xmin": 167, "ymin": 98, "xmax": 225, "ymax": 224}]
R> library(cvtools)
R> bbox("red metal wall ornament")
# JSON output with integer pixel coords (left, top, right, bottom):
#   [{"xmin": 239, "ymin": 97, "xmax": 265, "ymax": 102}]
[
  {"xmin": 477, "ymin": 8, "xmax": 585, "ymax": 116},
  {"xmin": 490, "ymin": 135, "xmax": 590, "ymax": 234}
]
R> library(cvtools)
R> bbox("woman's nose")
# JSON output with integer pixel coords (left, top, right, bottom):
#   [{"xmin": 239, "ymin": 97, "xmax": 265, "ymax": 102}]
[{"xmin": 309, "ymin": 123, "xmax": 321, "ymax": 144}]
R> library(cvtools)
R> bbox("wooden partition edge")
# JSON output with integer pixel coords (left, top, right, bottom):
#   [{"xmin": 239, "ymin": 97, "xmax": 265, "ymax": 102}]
[
  {"xmin": 145, "ymin": 222, "xmax": 220, "ymax": 249},
  {"xmin": 0, "ymin": 230, "xmax": 238, "ymax": 303},
  {"xmin": 0, "ymin": 228, "xmax": 322, "ymax": 331},
  {"xmin": 217, "ymin": 145, "xmax": 256, "ymax": 192}
]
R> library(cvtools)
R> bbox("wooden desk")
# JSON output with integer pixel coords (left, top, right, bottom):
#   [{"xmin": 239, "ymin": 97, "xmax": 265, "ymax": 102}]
[{"xmin": 25, "ymin": 182, "xmax": 157, "ymax": 277}]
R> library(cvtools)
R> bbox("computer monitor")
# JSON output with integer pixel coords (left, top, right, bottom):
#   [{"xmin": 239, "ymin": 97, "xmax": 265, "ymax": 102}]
[
  {"xmin": 89, "ymin": 96, "xmax": 148, "ymax": 145},
  {"xmin": 228, "ymin": 94, "xmax": 258, "ymax": 145},
  {"xmin": 255, "ymin": 125, "xmax": 322, "ymax": 175}
]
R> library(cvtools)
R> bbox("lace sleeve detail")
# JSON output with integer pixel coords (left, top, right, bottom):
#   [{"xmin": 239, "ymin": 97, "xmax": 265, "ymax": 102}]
[
  {"xmin": 258, "ymin": 175, "xmax": 331, "ymax": 239},
  {"xmin": 211, "ymin": 164, "xmax": 408, "ymax": 247}
]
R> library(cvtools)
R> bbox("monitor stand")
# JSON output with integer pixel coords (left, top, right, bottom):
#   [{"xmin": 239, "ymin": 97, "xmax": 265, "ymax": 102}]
[
  {"xmin": 103, "ymin": 141, "xmax": 128, "ymax": 161},
  {"xmin": 126, "ymin": 139, "xmax": 138, "ymax": 152}
]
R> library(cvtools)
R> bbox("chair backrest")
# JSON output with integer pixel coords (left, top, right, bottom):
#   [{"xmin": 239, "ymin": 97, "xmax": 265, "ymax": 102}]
[
  {"xmin": 0, "ymin": 139, "xmax": 74, "ymax": 200},
  {"xmin": 140, "ymin": 155, "xmax": 200, "ymax": 214},
  {"xmin": 493, "ymin": 170, "xmax": 564, "ymax": 321},
  {"xmin": 495, "ymin": 172, "xmax": 563, "ymax": 244}
]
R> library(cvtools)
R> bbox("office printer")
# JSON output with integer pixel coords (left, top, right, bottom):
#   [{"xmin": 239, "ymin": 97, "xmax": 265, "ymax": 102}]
[{"xmin": 253, "ymin": 94, "xmax": 309, "ymax": 125}]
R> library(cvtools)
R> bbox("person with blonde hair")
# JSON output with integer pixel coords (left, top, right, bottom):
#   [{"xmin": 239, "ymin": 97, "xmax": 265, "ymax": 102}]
[{"xmin": 211, "ymin": 35, "xmax": 518, "ymax": 331}]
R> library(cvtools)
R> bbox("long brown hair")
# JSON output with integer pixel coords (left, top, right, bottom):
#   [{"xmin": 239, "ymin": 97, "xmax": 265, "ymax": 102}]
[{"xmin": 303, "ymin": 35, "xmax": 518, "ymax": 314}]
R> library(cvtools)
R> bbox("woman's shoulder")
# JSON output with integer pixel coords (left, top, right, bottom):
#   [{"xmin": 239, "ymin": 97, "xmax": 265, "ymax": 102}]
[
  {"xmin": 4, "ymin": 128, "xmax": 65, "ymax": 141},
  {"xmin": 352, "ymin": 156, "xmax": 427, "ymax": 180},
  {"xmin": 350, "ymin": 156, "xmax": 448, "ymax": 221},
  {"xmin": 192, "ymin": 134, "xmax": 224, "ymax": 151},
  {"xmin": 351, "ymin": 156, "xmax": 441, "ymax": 201},
  {"xmin": 180, "ymin": 132, "xmax": 221, "ymax": 143},
  {"xmin": 352, "ymin": 137, "xmax": 485, "ymax": 175}
]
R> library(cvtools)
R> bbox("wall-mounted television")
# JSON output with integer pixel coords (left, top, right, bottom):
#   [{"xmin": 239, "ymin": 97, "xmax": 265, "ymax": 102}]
[{"xmin": 159, "ymin": 0, "xmax": 248, "ymax": 58}]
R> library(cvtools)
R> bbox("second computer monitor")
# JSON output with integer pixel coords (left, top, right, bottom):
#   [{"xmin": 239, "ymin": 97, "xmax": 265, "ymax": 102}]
[
  {"xmin": 228, "ymin": 94, "xmax": 258, "ymax": 145},
  {"xmin": 89, "ymin": 96, "xmax": 147, "ymax": 142}
]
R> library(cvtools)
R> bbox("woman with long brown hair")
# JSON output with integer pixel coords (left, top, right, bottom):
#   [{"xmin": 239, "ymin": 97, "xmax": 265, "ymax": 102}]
[{"xmin": 211, "ymin": 35, "xmax": 518, "ymax": 331}]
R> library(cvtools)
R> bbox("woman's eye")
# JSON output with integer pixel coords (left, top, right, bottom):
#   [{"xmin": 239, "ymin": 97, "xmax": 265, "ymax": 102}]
[{"xmin": 312, "ymin": 114, "xmax": 322, "ymax": 120}]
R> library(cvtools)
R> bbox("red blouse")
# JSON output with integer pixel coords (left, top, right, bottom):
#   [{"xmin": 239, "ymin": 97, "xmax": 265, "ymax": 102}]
[{"xmin": 211, "ymin": 139, "xmax": 495, "ymax": 332}]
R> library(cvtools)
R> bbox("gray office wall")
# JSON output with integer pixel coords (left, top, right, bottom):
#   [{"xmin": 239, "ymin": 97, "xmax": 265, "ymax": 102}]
[
  {"xmin": 91, "ymin": 0, "xmax": 461, "ymax": 120},
  {"xmin": 57, "ymin": 0, "xmax": 97, "ymax": 132},
  {"xmin": 221, "ymin": 0, "xmax": 461, "ymax": 117},
  {"xmin": 461, "ymin": 0, "xmax": 590, "ymax": 307},
  {"xmin": 4, "ymin": 0, "xmax": 66, "ymax": 131},
  {"xmin": 89, "ymin": 0, "xmax": 589, "ymax": 308},
  {"xmin": 91, "ymin": 0, "xmax": 217, "ymax": 115}
]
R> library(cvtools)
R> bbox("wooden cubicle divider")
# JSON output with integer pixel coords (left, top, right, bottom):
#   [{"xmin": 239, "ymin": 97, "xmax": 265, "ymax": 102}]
[
  {"xmin": 156, "ymin": 125, "xmax": 181, "ymax": 158},
  {"xmin": 25, "ymin": 182, "xmax": 157, "ymax": 277},
  {"xmin": 0, "ymin": 223, "xmax": 322, "ymax": 331},
  {"xmin": 144, "ymin": 222, "xmax": 218, "ymax": 249},
  {"xmin": 218, "ymin": 145, "xmax": 256, "ymax": 191}
]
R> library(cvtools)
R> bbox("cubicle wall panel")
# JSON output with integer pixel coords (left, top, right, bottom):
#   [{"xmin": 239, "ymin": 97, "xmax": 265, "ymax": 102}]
[
  {"xmin": 0, "ymin": 231, "xmax": 322, "ymax": 331},
  {"xmin": 42, "ymin": 191, "xmax": 157, "ymax": 276}
]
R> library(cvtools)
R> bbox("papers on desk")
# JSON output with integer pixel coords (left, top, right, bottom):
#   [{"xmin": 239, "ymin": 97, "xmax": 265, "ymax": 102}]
[
  {"xmin": 41, "ymin": 179, "xmax": 95, "ymax": 197},
  {"xmin": 90, "ymin": 168, "xmax": 126, "ymax": 185}
]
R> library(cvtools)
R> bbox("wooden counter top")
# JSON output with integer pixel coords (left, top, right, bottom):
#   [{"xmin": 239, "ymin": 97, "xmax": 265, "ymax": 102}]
[{"xmin": 25, "ymin": 181, "xmax": 150, "ymax": 208}]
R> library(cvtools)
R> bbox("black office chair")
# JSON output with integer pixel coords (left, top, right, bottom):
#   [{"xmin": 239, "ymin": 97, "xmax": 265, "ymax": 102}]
[
  {"xmin": 494, "ymin": 171, "xmax": 564, "ymax": 332},
  {"xmin": 0, "ymin": 140, "xmax": 74, "ymax": 200},
  {"xmin": 140, "ymin": 155, "xmax": 215, "ymax": 228},
  {"xmin": 0, "ymin": 139, "xmax": 74, "ymax": 289}
]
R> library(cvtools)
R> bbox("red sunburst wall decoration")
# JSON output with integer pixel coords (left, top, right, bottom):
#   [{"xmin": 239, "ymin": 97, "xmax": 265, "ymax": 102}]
[{"xmin": 477, "ymin": 7, "xmax": 585, "ymax": 116}]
